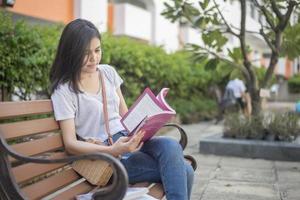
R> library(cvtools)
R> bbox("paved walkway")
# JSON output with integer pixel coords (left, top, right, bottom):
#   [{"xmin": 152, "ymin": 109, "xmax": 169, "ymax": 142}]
[{"xmin": 164, "ymin": 120, "xmax": 300, "ymax": 200}]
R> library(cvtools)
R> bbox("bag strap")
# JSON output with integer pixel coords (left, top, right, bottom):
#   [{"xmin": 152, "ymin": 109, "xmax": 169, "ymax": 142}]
[{"xmin": 99, "ymin": 70, "xmax": 114, "ymax": 146}]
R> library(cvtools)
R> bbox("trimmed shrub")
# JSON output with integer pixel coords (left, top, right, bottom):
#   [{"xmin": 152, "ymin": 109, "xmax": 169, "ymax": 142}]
[
  {"xmin": 288, "ymin": 75, "xmax": 300, "ymax": 93},
  {"xmin": 224, "ymin": 112, "xmax": 300, "ymax": 142},
  {"xmin": 268, "ymin": 112, "xmax": 300, "ymax": 141},
  {"xmin": 224, "ymin": 113, "xmax": 266, "ymax": 139}
]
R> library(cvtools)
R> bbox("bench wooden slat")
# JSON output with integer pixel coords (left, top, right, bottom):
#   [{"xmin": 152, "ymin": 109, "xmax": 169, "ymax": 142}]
[
  {"xmin": 51, "ymin": 181, "xmax": 93, "ymax": 200},
  {"xmin": 12, "ymin": 152, "xmax": 68, "ymax": 183},
  {"xmin": 0, "ymin": 99, "xmax": 172, "ymax": 200},
  {"xmin": 0, "ymin": 100, "xmax": 53, "ymax": 119},
  {"xmin": 11, "ymin": 134, "xmax": 63, "ymax": 158},
  {"xmin": 22, "ymin": 168, "xmax": 81, "ymax": 200},
  {"xmin": 0, "ymin": 118, "xmax": 59, "ymax": 140}
]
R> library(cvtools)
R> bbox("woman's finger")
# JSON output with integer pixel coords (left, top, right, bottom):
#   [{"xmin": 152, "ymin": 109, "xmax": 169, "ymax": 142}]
[
  {"xmin": 135, "ymin": 130, "xmax": 145, "ymax": 140},
  {"xmin": 117, "ymin": 136, "xmax": 130, "ymax": 143},
  {"xmin": 130, "ymin": 131, "xmax": 144, "ymax": 145},
  {"xmin": 135, "ymin": 141, "xmax": 144, "ymax": 151}
]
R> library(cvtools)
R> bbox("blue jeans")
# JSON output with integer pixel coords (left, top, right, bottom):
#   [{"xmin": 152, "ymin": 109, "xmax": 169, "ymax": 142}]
[{"xmin": 107, "ymin": 131, "xmax": 194, "ymax": 200}]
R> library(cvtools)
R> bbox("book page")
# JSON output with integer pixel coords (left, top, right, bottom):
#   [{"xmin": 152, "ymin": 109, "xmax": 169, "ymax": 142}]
[
  {"xmin": 122, "ymin": 93, "xmax": 164, "ymax": 132},
  {"xmin": 156, "ymin": 88, "xmax": 175, "ymax": 113}
]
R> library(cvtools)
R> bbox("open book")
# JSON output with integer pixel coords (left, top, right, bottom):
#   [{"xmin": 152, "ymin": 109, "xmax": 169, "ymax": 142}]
[{"xmin": 121, "ymin": 88, "xmax": 176, "ymax": 142}]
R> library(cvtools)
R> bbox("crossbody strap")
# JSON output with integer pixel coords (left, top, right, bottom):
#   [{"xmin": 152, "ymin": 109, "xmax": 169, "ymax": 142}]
[{"xmin": 99, "ymin": 70, "xmax": 114, "ymax": 145}]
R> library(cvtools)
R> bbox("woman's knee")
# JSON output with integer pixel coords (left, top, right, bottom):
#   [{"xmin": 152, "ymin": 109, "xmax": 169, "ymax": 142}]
[
  {"xmin": 160, "ymin": 137, "xmax": 184, "ymax": 163},
  {"xmin": 154, "ymin": 137, "xmax": 183, "ymax": 153},
  {"xmin": 143, "ymin": 137, "xmax": 184, "ymax": 161}
]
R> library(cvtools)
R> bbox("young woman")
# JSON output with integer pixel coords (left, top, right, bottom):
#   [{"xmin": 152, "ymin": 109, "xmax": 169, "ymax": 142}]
[{"xmin": 50, "ymin": 19, "xmax": 194, "ymax": 200}]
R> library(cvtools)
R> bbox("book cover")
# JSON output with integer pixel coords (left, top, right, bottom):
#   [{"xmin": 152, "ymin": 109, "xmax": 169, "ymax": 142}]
[{"xmin": 121, "ymin": 88, "xmax": 176, "ymax": 142}]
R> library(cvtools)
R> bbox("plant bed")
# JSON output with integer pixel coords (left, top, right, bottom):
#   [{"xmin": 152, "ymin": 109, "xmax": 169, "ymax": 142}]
[
  {"xmin": 223, "ymin": 112, "xmax": 300, "ymax": 142},
  {"xmin": 199, "ymin": 112, "xmax": 300, "ymax": 161},
  {"xmin": 199, "ymin": 133, "xmax": 300, "ymax": 161}
]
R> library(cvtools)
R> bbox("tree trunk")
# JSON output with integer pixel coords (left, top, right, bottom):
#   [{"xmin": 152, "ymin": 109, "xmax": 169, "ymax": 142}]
[
  {"xmin": 1, "ymin": 86, "xmax": 11, "ymax": 101},
  {"xmin": 246, "ymin": 70, "xmax": 261, "ymax": 116},
  {"xmin": 250, "ymin": 88, "xmax": 261, "ymax": 115},
  {"xmin": 239, "ymin": 0, "xmax": 262, "ymax": 116}
]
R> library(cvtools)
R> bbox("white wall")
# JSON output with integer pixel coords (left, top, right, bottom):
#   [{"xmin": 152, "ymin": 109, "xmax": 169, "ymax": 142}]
[
  {"xmin": 74, "ymin": 0, "xmax": 108, "ymax": 32},
  {"xmin": 153, "ymin": 0, "xmax": 180, "ymax": 52},
  {"xmin": 180, "ymin": 25, "xmax": 203, "ymax": 46},
  {"xmin": 114, "ymin": 3, "xmax": 151, "ymax": 41}
]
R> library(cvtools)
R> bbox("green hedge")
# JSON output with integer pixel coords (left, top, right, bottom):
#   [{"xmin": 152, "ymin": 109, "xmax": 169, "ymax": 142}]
[
  {"xmin": 0, "ymin": 11, "xmax": 62, "ymax": 100},
  {"xmin": 288, "ymin": 75, "xmax": 300, "ymax": 93},
  {"xmin": 101, "ymin": 34, "xmax": 218, "ymax": 122},
  {"xmin": 0, "ymin": 11, "xmax": 218, "ymax": 123}
]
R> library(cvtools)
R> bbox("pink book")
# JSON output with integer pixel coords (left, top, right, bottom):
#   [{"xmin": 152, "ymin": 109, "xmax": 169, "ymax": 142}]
[{"xmin": 121, "ymin": 88, "xmax": 176, "ymax": 142}]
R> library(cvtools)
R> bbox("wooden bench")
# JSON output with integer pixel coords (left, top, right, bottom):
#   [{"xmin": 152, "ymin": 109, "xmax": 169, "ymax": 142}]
[{"xmin": 0, "ymin": 100, "xmax": 196, "ymax": 200}]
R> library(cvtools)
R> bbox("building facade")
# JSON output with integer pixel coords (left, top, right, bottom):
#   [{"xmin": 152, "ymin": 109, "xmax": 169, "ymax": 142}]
[{"xmin": 4, "ymin": 0, "xmax": 299, "ymax": 77}]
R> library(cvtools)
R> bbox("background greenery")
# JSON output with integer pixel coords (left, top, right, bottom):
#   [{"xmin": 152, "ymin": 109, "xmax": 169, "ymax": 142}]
[
  {"xmin": 0, "ymin": 11, "xmax": 62, "ymax": 100},
  {"xmin": 288, "ymin": 75, "xmax": 300, "ymax": 93},
  {"xmin": 0, "ymin": 11, "xmax": 221, "ymax": 123}
]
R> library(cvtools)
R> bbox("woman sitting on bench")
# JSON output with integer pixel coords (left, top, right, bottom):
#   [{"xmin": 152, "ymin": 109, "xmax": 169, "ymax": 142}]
[{"xmin": 49, "ymin": 19, "xmax": 194, "ymax": 200}]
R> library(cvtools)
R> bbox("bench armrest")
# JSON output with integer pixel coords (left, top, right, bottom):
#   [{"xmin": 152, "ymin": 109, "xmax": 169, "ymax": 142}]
[
  {"xmin": 0, "ymin": 133, "xmax": 128, "ymax": 200},
  {"xmin": 162, "ymin": 123, "xmax": 188, "ymax": 150}
]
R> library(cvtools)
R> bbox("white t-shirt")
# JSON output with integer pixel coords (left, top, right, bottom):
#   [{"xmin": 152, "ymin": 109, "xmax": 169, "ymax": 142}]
[
  {"xmin": 51, "ymin": 64, "xmax": 124, "ymax": 141},
  {"xmin": 226, "ymin": 78, "xmax": 246, "ymax": 98}
]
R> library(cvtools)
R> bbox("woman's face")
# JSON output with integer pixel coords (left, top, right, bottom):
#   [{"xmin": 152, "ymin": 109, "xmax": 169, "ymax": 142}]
[{"xmin": 81, "ymin": 37, "xmax": 101, "ymax": 74}]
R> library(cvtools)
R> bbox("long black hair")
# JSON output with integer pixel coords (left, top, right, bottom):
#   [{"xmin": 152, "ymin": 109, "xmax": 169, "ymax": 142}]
[{"xmin": 50, "ymin": 19, "xmax": 101, "ymax": 94}]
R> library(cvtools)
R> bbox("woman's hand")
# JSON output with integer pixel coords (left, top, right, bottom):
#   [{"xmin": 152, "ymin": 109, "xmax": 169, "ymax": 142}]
[{"xmin": 111, "ymin": 130, "xmax": 145, "ymax": 157}]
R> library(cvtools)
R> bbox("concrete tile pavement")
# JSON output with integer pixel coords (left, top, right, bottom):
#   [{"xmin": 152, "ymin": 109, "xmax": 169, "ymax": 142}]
[{"xmin": 163, "ymin": 121, "xmax": 300, "ymax": 200}]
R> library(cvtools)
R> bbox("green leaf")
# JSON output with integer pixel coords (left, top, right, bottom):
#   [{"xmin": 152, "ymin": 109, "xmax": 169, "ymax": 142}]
[
  {"xmin": 199, "ymin": 0, "xmax": 210, "ymax": 10},
  {"xmin": 282, "ymin": 23, "xmax": 300, "ymax": 59},
  {"xmin": 205, "ymin": 58, "xmax": 219, "ymax": 71},
  {"xmin": 230, "ymin": 68, "xmax": 243, "ymax": 79},
  {"xmin": 228, "ymin": 47, "xmax": 242, "ymax": 63},
  {"xmin": 194, "ymin": 17, "xmax": 207, "ymax": 29}
]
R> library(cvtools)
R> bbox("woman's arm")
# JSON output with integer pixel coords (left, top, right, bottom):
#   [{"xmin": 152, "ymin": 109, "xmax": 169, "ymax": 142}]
[
  {"xmin": 59, "ymin": 119, "xmax": 116, "ymax": 155},
  {"xmin": 59, "ymin": 118, "xmax": 144, "ymax": 157},
  {"xmin": 117, "ymin": 87, "xmax": 128, "ymax": 117}
]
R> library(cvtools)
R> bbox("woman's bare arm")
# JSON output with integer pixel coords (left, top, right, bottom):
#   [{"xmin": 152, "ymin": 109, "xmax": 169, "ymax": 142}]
[
  {"xmin": 59, "ymin": 119, "xmax": 116, "ymax": 155},
  {"xmin": 59, "ymin": 118, "xmax": 143, "ymax": 157},
  {"xmin": 117, "ymin": 87, "xmax": 128, "ymax": 117}
]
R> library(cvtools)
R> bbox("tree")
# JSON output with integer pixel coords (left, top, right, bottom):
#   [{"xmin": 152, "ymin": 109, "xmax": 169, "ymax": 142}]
[{"xmin": 162, "ymin": 0, "xmax": 300, "ymax": 115}]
